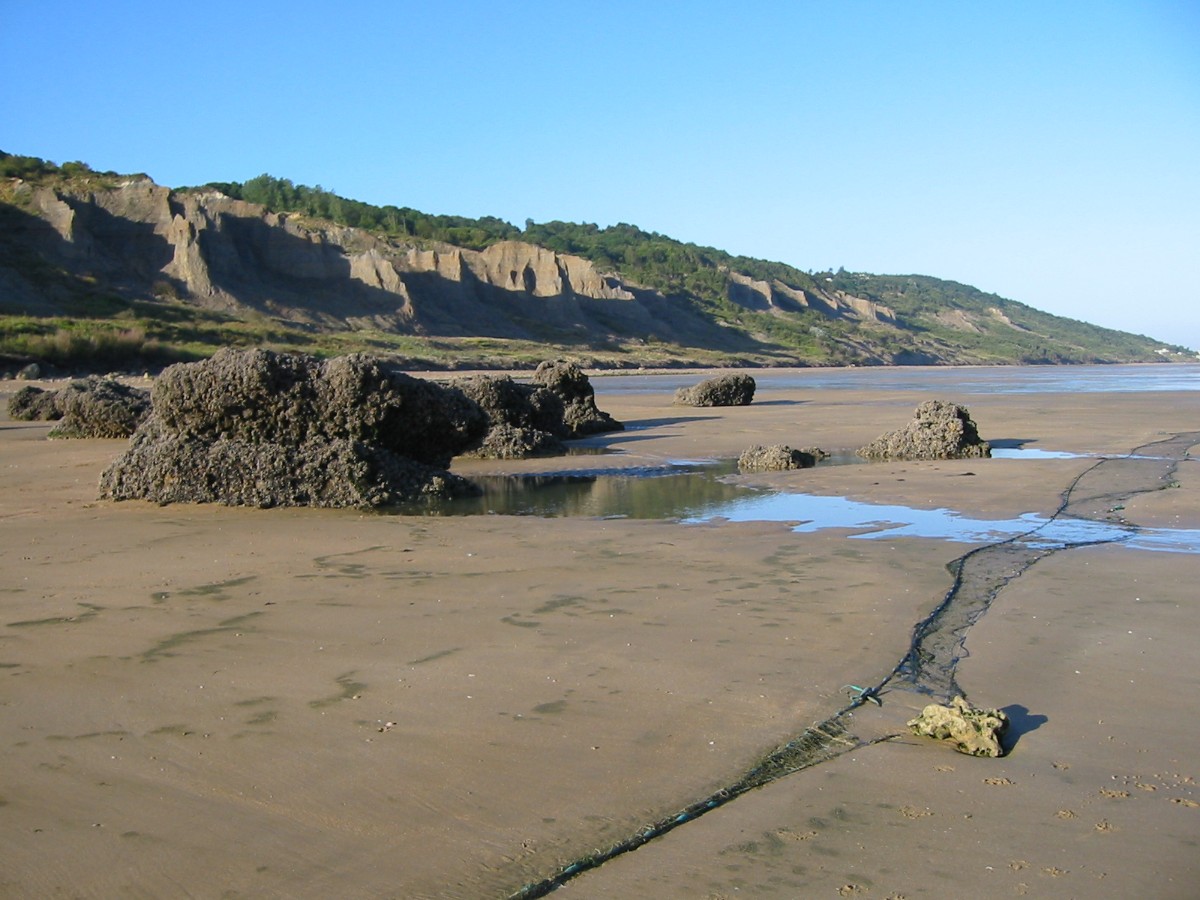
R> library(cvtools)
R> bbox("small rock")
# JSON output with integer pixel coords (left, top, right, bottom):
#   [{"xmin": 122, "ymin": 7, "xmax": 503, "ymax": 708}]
[
  {"xmin": 674, "ymin": 373, "xmax": 756, "ymax": 407},
  {"xmin": 907, "ymin": 695, "xmax": 1008, "ymax": 757},
  {"xmin": 531, "ymin": 360, "xmax": 623, "ymax": 436},
  {"xmin": 858, "ymin": 399, "xmax": 990, "ymax": 460},
  {"xmin": 7, "ymin": 385, "xmax": 63, "ymax": 421},
  {"xmin": 48, "ymin": 377, "xmax": 151, "ymax": 439},
  {"xmin": 738, "ymin": 444, "xmax": 824, "ymax": 471}
]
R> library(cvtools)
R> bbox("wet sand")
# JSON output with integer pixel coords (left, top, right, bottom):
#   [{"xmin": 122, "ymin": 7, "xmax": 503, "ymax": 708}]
[{"xmin": 1, "ymin": 375, "xmax": 1197, "ymax": 897}]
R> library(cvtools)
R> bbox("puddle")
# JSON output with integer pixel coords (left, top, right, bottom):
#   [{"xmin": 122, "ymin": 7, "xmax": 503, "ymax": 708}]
[
  {"xmin": 403, "ymin": 452, "xmax": 1200, "ymax": 554},
  {"xmin": 990, "ymin": 447, "xmax": 1088, "ymax": 459},
  {"xmin": 395, "ymin": 460, "xmax": 748, "ymax": 520},
  {"xmin": 687, "ymin": 492, "xmax": 1200, "ymax": 553}
]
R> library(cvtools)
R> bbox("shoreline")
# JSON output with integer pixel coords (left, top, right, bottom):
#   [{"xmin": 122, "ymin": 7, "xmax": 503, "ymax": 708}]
[{"xmin": 2, "ymin": 380, "xmax": 1197, "ymax": 897}]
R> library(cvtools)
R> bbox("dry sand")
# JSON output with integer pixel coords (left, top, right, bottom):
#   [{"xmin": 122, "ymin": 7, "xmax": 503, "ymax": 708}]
[{"xmin": 1, "ymin": 374, "xmax": 1197, "ymax": 898}]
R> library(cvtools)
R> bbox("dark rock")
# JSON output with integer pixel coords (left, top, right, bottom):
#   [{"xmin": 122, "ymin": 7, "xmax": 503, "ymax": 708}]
[
  {"xmin": 99, "ymin": 348, "xmax": 487, "ymax": 508},
  {"xmin": 16, "ymin": 362, "xmax": 41, "ymax": 380},
  {"xmin": 531, "ymin": 360, "xmax": 623, "ymax": 437},
  {"xmin": 7, "ymin": 385, "xmax": 64, "ymax": 421},
  {"xmin": 857, "ymin": 400, "xmax": 990, "ymax": 461},
  {"xmin": 907, "ymin": 696, "xmax": 1009, "ymax": 757},
  {"xmin": 47, "ymin": 377, "xmax": 151, "ymax": 438},
  {"xmin": 738, "ymin": 444, "xmax": 824, "ymax": 471},
  {"xmin": 470, "ymin": 423, "xmax": 567, "ymax": 460},
  {"xmin": 674, "ymin": 373, "xmax": 756, "ymax": 407},
  {"xmin": 452, "ymin": 374, "xmax": 568, "ymax": 459}
]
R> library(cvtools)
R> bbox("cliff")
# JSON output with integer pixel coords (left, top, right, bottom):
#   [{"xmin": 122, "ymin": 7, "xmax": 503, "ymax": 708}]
[{"xmin": 0, "ymin": 160, "xmax": 1188, "ymax": 370}]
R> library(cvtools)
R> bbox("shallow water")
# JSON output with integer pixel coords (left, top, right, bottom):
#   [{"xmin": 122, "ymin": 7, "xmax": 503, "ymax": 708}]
[
  {"xmin": 593, "ymin": 362, "xmax": 1200, "ymax": 396},
  {"xmin": 688, "ymin": 489, "xmax": 1200, "ymax": 553},
  {"xmin": 408, "ymin": 454, "xmax": 1200, "ymax": 554}
]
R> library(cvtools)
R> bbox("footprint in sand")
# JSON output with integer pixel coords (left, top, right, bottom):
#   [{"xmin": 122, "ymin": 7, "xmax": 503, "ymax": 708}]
[
  {"xmin": 900, "ymin": 806, "xmax": 933, "ymax": 819},
  {"xmin": 1009, "ymin": 860, "xmax": 1028, "ymax": 871},
  {"xmin": 1095, "ymin": 819, "xmax": 1115, "ymax": 832},
  {"xmin": 1041, "ymin": 867, "xmax": 1069, "ymax": 877},
  {"xmin": 1098, "ymin": 789, "xmax": 1129, "ymax": 799},
  {"xmin": 837, "ymin": 885, "xmax": 866, "ymax": 897},
  {"xmin": 775, "ymin": 827, "xmax": 818, "ymax": 841},
  {"xmin": 1170, "ymin": 798, "xmax": 1199, "ymax": 808},
  {"xmin": 1055, "ymin": 809, "xmax": 1078, "ymax": 819},
  {"xmin": 983, "ymin": 777, "xmax": 1015, "ymax": 786}
]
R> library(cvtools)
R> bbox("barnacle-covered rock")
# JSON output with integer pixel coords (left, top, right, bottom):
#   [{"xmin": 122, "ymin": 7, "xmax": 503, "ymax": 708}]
[
  {"xmin": 674, "ymin": 373, "xmax": 756, "ymax": 407},
  {"xmin": 100, "ymin": 348, "xmax": 486, "ymax": 508},
  {"xmin": 858, "ymin": 400, "xmax": 990, "ymax": 461}
]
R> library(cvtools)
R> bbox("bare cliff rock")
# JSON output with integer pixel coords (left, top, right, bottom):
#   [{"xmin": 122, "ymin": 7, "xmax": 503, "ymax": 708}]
[
  {"xmin": 0, "ymin": 176, "xmax": 904, "ymax": 364},
  {"xmin": 2, "ymin": 162, "xmax": 1184, "ymax": 369},
  {"xmin": 723, "ymin": 269, "xmax": 896, "ymax": 324},
  {"xmin": 1, "ymin": 180, "xmax": 668, "ymax": 343}
]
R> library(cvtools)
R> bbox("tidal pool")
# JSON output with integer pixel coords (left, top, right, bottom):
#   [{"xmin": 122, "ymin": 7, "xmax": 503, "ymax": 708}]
[
  {"xmin": 686, "ymin": 491, "xmax": 1200, "ymax": 553},
  {"xmin": 402, "ymin": 456, "xmax": 1200, "ymax": 553}
]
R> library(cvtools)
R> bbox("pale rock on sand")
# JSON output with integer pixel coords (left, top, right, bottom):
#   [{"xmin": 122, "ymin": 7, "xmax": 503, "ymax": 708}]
[{"xmin": 907, "ymin": 695, "xmax": 1010, "ymax": 757}]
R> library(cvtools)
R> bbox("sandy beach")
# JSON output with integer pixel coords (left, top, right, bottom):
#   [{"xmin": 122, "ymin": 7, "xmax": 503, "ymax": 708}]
[{"xmin": 2, "ymin": 372, "xmax": 1197, "ymax": 898}]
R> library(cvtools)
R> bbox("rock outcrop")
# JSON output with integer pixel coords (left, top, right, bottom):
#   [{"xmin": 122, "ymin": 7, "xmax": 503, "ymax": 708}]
[
  {"xmin": 857, "ymin": 400, "xmax": 990, "ymax": 460},
  {"xmin": 738, "ymin": 444, "xmax": 827, "ymax": 471},
  {"xmin": 674, "ymin": 373, "xmax": 756, "ymax": 407},
  {"xmin": 453, "ymin": 373, "xmax": 568, "ymax": 459},
  {"xmin": 530, "ymin": 360, "xmax": 623, "ymax": 437},
  {"xmin": 0, "ymin": 180, "xmax": 674, "ymax": 344},
  {"xmin": 724, "ymin": 269, "xmax": 896, "ymax": 325},
  {"xmin": 7, "ymin": 385, "xmax": 64, "ymax": 421},
  {"xmin": 8, "ymin": 378, "xmax": 150, "ymax": 437},
  {"xmin": 99, "ymin": 348, "xmax": 486, "ymax": 508},
  {"xmin": 907, "ymin": 696, "xmax": 1009, "ymax": 757},
  {"xmin": 48, "ymin": 377, "xmax": 151, "ymax": 438}
]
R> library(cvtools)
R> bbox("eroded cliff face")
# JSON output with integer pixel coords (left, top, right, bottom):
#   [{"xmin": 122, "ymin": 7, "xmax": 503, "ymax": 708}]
[
  {"xmin": 1, "ymin": 179, "xmax": 672, "ymax": 341},
  {"xmin": 723, "ymin": 269, "xmax": 895, "ymax": 325},
  {"xmin": 1, "ymin": 177, "xmax": 912, "ymax": 362}
]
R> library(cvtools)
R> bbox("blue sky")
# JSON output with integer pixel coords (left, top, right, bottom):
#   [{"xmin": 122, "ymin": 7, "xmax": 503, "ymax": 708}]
[{"xmin": 3, "ymin": 1, "xmax": 1198, "ymax": 350}]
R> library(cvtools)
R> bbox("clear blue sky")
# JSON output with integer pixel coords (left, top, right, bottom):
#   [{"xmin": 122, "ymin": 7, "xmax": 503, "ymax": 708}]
[{"xmin": 3, "ymin": 1, "xmax": 1198, "ymax": 350}]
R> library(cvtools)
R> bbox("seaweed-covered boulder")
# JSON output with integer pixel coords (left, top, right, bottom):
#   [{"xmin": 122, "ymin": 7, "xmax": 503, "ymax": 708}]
[
  {"xmin": 452, "ymin": 374, "xmax": 568, "ymax": 459},
  {"xmin": 907, "ymin": 696, "xmax": 1009, "ymax": 757},
  {"xmin": 531, "ymin": 360, "xmax": 623, "ymax": 437},
  {"xmin": 674, "ymin": 373, "xmax": 756, "ymax": 407},
  {"xmin": 100, "ymin": 348, "xmax": 487, "ymax": 508},
  {"xmin": 470, "ymin": 423, "xmax": 568, "ymax": 460},
  {"xmin": 857, "ymin": 400, "xmax": 990, "ymax": 461},
  {"xmin": 7, "ymin": 385, "xmax": 64, "ymax": 421},
  {"xmin": 48, "ymin": 377, "xmax": 151, "ymax": 439},
  {"xmin": 738, "ymin": 444, "xmax": 827, "ymax": 471}
]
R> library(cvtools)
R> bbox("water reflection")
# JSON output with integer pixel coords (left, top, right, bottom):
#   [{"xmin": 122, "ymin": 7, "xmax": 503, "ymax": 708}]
[
  {"xmin": 398, "ymin": 461, "xmax": 751, "ymax": 519},
  {"xmin": 394, "ymin": 456, "xmax": 1200, "ymax": 553}
]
